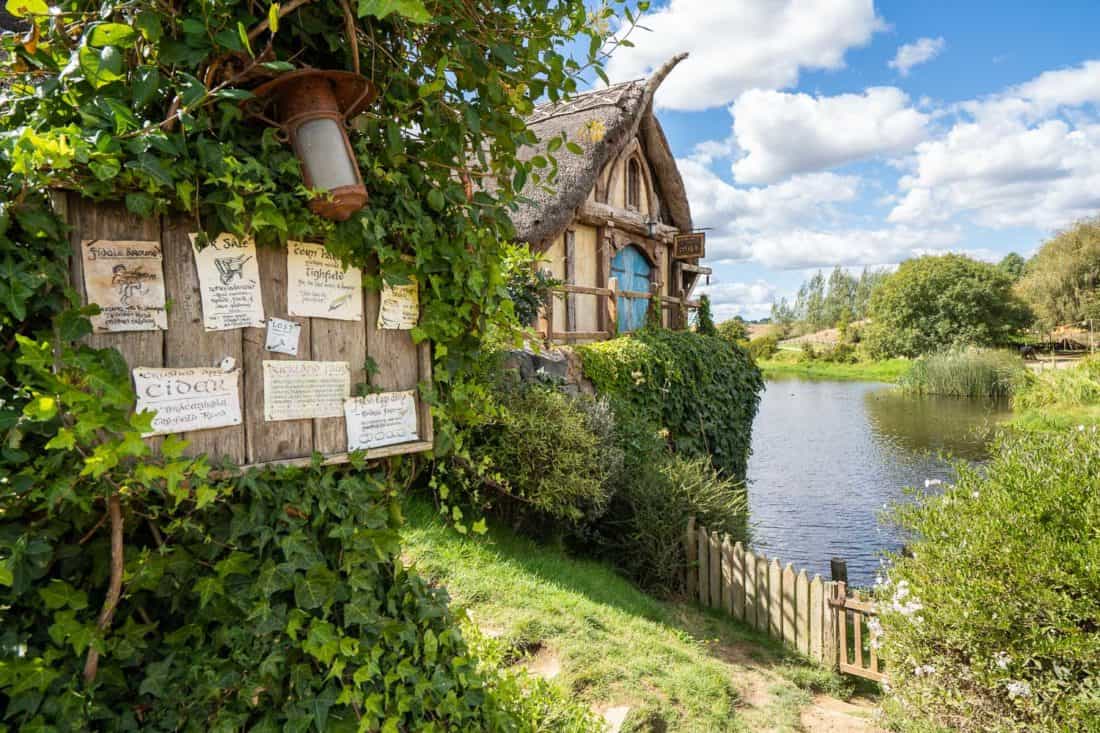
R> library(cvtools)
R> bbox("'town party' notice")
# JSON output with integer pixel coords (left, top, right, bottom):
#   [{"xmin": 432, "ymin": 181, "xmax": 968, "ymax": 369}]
[
  {"xmin": 133, "ymin": 366, "xmax": 242, "ymax": 436},
  {"xmin": 263, "ymin": 360, "xmax": 350, "ymax": 421},
  {"xmin": 345, "ymin": 391, "xmax": 419, "ymax": 450},
  {"xmin": 286, "ymin": 241, "xmax": 363, "ymax": 321}
]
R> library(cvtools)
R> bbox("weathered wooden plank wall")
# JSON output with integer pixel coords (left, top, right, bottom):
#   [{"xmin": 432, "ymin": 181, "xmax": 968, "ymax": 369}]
[
  {"xmin": 688, "ymin": 523, "xmax": 842, "ymax": 669},
  {"xmin": 63, "ymin": 194, "xmax": 432, "ymax": 468}
]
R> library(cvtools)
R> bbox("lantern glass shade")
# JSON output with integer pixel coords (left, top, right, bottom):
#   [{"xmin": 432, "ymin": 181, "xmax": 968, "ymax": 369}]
[{"xmin": 293, "ymin": 118, "xmax": 361, "ymax": 191}]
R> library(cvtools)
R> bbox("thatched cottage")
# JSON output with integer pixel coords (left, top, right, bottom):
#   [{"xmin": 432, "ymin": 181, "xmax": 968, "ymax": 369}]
[{"xmin": 512, "ymin": 53, "xmax": 709, "ymax": 341}]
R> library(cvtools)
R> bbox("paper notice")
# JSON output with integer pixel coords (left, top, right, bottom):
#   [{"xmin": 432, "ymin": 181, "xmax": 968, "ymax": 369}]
[
  {"xmin": 81, "ymin": 240, "xmax": 167, "ymax": 332},
  {"xmin": 345, "ymin": 390, "xmax": 420, "ymax": 451},
  {"xmin": 133, "ymin": 366, "xmax": 242, "ymax": 436},
  {"xmin": 190, "ymin": 233, "xmax": 265, "ymax": 331},
  {"xmin": 264, "ymin": 317, "xmax": 302, "ymax": 355},
  {"xmin": 262, "ymin": 360, "xmax": 350, "ymax": 421},
  {"xmin": 286, "ymin": 241, "xmax": 363, "ymax": 321},
  {"xmin": 377, "ymin": 280, "xmax": 419, "ymax": 330}
]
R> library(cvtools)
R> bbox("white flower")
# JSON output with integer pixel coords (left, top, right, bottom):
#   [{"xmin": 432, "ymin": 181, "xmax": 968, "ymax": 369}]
[
  {"xmin": 913, "ymin": 664, "xmax": 936, "ymax": 677},
  {"xmin": 1078, "ymin": 424, "xmax": 1086, "ymax": 432},
  {"xmin": 1006, "ymin": 680, "xmax": 1032, "ymax": 699},
  {"xmin": 631, "ymin": 370, "xmax": 645, "ymax": 386},
  {"xmin": 924, "ymin": 478, "xmax": 943, "ymax": 488},
  {"xmin": 994, "ymin": 651, "xmax": 1012, "ymax": 670},
  {"xmin": 972, "ymin": 491, "xmax": 980, "ymax": 499}
]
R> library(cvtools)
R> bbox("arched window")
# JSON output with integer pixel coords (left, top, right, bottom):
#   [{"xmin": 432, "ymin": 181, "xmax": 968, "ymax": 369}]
[{"xmin": 627, "ymin": 158, "xmax": 642, "ymax": 210}]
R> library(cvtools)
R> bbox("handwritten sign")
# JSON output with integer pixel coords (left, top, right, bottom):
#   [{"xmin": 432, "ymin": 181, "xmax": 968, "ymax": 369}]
[
  {"xmin": 265, "ymin": 317, "xmax": 301, "ymax": 355},
  {"xmin": 345, "ymin": 391, "xmax": 419, "ymax": 450},
  {"xmin": 377, "ymin": 280, "xmax": 419, "ymax": 330},
  {"xmin": 287, "ymin": 241, "xmax": 363, "ymax": 321},
  {"xmin": 262, "ymin": 360, "xmax": 350, "ymax": 421},
  {"xmin": 133, "ymin": 366, "xmax": 242, "ymax": 436},
  {"xmin": 190, "ymin": 233, "xmax": 264, "ymax": 331},
  {"xmin": 81, "ymin": 240, "xmax": 167, "ymax": 332}
]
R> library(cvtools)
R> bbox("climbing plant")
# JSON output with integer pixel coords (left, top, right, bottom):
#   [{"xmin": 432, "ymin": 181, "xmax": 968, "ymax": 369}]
[{"xmin": 0, "ymin": 0, "xmax": 645, "ymax": 726}]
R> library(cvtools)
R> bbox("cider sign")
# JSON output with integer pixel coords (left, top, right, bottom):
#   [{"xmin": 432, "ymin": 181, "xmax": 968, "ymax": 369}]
[{"xmin": 133, "ymin": 366, "xmax": 243, "ymax": 436}]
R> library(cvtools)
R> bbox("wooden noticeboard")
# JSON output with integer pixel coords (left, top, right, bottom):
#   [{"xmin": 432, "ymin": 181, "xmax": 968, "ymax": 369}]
[
  {"xmin": 59, "ymin": 193, "xmax": 433, "ymax": 470},
  {"xmin": 673, "ymin": 232, "xmax": 706, "ymax": 260}
]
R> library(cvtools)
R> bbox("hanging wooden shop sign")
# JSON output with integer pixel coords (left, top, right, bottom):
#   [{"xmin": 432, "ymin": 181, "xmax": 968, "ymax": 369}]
[
  {"xmin": 63, "ymin": 195, "xmax": 433, "ymax": 470},
  {"xmin": 673, "ymin": 232, "xmax": 706, "ymax": 260}
]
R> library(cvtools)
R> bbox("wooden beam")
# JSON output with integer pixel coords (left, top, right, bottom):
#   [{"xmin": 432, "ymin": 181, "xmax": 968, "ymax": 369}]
[
  {"xmin": 564, "ymin": 229, "xmax": 576, "ymax": 333},
  {"xmin": 575, "ymin": 201, "xmax": 679, "ymax": 242}
]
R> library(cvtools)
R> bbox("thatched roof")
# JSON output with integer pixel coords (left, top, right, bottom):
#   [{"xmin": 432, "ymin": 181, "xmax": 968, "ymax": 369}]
[{"xmin": 512, "ymin": 53, "xmax": 692, "ymax": 245}]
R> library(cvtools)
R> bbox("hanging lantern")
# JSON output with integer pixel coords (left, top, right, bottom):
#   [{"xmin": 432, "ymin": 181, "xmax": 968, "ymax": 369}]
[{"xmin": 248, "ymin": 69, "xmax": 378, "ymax": 221}]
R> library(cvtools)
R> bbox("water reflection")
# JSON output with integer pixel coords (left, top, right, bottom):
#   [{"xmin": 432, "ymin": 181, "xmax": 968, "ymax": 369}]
[{"xmin": 746, "ymin": 378, "xmax": 1010, "ymax": 586}]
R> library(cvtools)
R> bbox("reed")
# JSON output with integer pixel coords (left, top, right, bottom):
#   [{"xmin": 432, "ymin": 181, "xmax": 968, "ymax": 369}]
[
  {"xmin": 1014, "ymin": 357, "xmax": 1100, "ymax": 410},
  {"xmin": 900, "ymin": 348, "xmax": 1027, "ymax": 399}
]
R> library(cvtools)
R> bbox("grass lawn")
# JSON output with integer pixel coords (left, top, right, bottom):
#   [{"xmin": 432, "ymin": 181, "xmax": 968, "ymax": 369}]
[
  {"xmin": 1011, "ymin": 404, "xmax": 1100, "ymax": 431},
  {"xmin": 401, "ymin": 498, "xmax": 875, "ymax": 732},
  {"xmin": 758, "ymin": 352, "xmax": 911, "ymax": 383}
]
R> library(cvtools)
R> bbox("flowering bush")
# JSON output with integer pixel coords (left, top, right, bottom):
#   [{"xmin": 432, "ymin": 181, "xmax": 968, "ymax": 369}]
[{"xmin": 878, "ymin": 429, "xmax": 1100, "ymax": 732}]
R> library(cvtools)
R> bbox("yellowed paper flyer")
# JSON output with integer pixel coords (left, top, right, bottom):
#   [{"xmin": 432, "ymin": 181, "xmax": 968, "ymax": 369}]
[
  {"xmin": 133, "ymin": 366, "xmax": 242, "ymax": 436},
  {"xmin": 345, "ymin": 390, "xmax": 419, "ymax": 450},
  {"xmin": 286, "ymin": 241, "xmax": 363, "ymax": 321},
  {"xmin": 377, "ymin": 279, "xmax": 419, "ymax": 330},
  {"xmin": 262, "ymin": 360, "xmax": 350, "ymax": 421},
  {"xmin": 190, "ymin": 233, "xmax": 265, "ymax": 331},
  {"xmin": 81, "ymin": 240, "xmax": 167, "ymax": 332}
]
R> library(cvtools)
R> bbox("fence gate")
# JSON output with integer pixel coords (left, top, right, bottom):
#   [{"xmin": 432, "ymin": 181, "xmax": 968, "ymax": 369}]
[{"xmin": 830, "ymin": 581, "xmax": 885, "ymax": 682}]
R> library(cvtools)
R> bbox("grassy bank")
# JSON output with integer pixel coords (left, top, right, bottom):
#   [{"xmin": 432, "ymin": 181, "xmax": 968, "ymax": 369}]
[
  {"xmin": 1011, "ymin": 357, "xmax": 1100, "ymax": 431},
  {"xmin": 758, "ymin": 352, "xmax": 911, "ymax": 382},
  {"xmin": 400, "ymin": 498, "xmax": 869, "ymax": 732}
]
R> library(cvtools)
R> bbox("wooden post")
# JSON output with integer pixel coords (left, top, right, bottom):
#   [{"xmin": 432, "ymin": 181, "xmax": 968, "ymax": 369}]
[
  {"xmin": 796, "ymin": 570, "xmax": 810, "ymax": 656},
  {"xmin": 721, "ymin": 538, "xmax": 734, "ymax": 615},
  {"xmin": 782, "ymin": 564, "xmax": 797, "ymax": 648},
  {"xmin": 731, "ymin": 542, "xmax": 745, "ymax": 621},
  {"xmin": 709, "ymin": 532, "xmax": 722, "ymax": 610},
  {"xmin": 809, "ymin": 575, "xmax": 824, "ymax": 663},
  {"xmin": 545, "ymin": 288, "xmax": 555, "ymax": 344},
  {"xmin": 755, "ymin": 554, "xmax": 769, "ymax": 633},
  {"xmin": 684, "ymin": 516, "xmax": 697, "ymax": 600},
  {"xmin": 768, "ymin": 559, "xmax": 782, "ymax": 639},
  {"xmin": 696, "ymin": 526, "xmax": 709, "ymax": 606},
  {"xmin": 607, "ymin": 276, "xmax": 619, "ymax": 337},
  {"xmin": 835, "ymin": 581, "xmax": 848, "ymax": 670},
  {"xmin": 823, "ymin": 581, "xmax": 839, "ymax": 669},
  {"xmin": 743, "ymin": 550, "xmax": 757, "ymax": 628},
  {"xmin": 564, "ymin": 229, "xmax": 576, "ymax": 334}
]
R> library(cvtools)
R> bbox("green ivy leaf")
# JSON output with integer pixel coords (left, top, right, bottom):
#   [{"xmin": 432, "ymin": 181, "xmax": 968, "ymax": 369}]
[
  {"xmin": 87, "ymin": 23, "xmax": 137, "ymax": 49},
  {"xmin": 23, "ymin": 395, "xmax": 58, "ymax": 421},
  {"xmin": 4, "ymin": 0, "xmax": 47, "ymax": 17},
  {"xmin": 294, "ymin": 565, "xmax": 338, "ymax": 610},
  {"xmin": 79, "ymin": 45, "xmax": 124, "ymax": 89},
  {"xmin": 357, "ymin": 0, "xmax": 430, "ymax": 23}
]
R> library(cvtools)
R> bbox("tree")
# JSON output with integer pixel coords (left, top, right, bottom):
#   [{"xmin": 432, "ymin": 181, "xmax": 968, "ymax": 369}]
[
  {"xmin": 717, "ymin": 316, "xmax": 749, "ymax": 343},
  {"xmin": 822, "ymin": 266, "xmax": 857, "ymax": 327},
  {"xmin": 865, "ymin": 254, "xmax": 1032, "ymax": 358},
  {"xmin": 795, "ymin": 270, "xmax": 827, "ymax": 328},
  {"xmin": 998, "ymin": 252, "xmax": 1027, "ymax": 281},
  {"xmin": 854, "ymin": 267, "xmax": 889, "ymax": 320},
  {"xmin": 695, "ymin": 295, "xmax": 717, "ymax": 335},
  {"xmin": 1016, "ymin": 219, "xmax": 1100, "ymax": 330}
]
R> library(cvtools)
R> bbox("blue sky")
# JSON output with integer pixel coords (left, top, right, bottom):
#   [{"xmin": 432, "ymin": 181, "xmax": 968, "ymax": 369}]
[{"xmin": 600, "ymin": 1, "xmax": 1100, "ymax": 319}]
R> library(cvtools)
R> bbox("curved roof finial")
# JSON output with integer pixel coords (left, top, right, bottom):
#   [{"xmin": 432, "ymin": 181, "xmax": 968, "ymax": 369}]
[{"xmin": 642, "ymin": 52, "xmax": 689, "ymax": 107}]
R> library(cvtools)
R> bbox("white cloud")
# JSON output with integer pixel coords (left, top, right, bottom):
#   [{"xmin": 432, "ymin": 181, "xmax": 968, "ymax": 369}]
[
  {"xmin": 728, "ymin": 87, "xmax": 930, "ymax": 183},
  {"xmin": 888, "ymin": 37, "xmax": 945, "ymax": 76},
  {"xmin": 890, "ymin": 61, "xmax": 1100, "ymax": 230},
  {"xmin": 697, "ymin": 280, "xmax": 777, "ymax": 320},
  {"xmin": 605, "ymin": 0, "xmax": 884, "ymax": 111}
]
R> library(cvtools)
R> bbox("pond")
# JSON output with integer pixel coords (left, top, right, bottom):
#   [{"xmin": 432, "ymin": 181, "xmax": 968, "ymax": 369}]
[{"xmin": 746, "ymin": 377, "xmax": 1011, "ymax": 586}]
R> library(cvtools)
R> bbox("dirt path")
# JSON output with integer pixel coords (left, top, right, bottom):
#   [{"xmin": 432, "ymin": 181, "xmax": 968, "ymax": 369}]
[{"xmin": 800, "ymin": 695, "xmax": 883, "ymax": 733}]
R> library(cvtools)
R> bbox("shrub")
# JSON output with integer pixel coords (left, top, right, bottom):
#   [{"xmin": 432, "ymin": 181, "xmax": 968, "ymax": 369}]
[
  {"xmin": 695, "ymin": 295, "xmax": 717, "ymax": 336},
  {"xmin": 577, "ymin": 330, "xmax": 764, "ymax": 479},
  {"xmin": 593, "ymin": 455, "xmax": 749, "ymax": 593},
  {"xmin": 467, "ymin": 382, "xmax": 614, "ymax": 528},
  {"xmin": 865, "ymin": 254, "xmax": 1032, "ymax": 358},
  {"xmin": 799, "ymin": 342, "xmax": 818, "ymax": 361},
  {"xmin": 716, "ymin": 316, "xmax": 749, "ymax": 343},
  {"xmin": 0, "ymin": 463, "xmax": 533, "ymax": 730},
  {"xmin": 503, "ymin": 244, "xmax": 561, "ymax": 329},
  {"xmin": 879, "ymin": 429, "xmax": 1100, "ymax": 732},
  {"xmin": 1014, "ymin": 356, "xmax": 1100, "ymax": 410},
  {"xmin": 820, "ymin": 342, "xmax": 858, "ymax": 364},
  {"xmin": 900, "ymin": 348, "xmax": 1027, "ymax": 399},
  {"xmin": 748, "ymin": 334, "xmax": 779, "ymax": 361}
]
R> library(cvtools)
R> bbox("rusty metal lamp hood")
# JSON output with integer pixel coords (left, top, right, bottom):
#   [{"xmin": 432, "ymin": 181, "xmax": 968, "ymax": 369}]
[{"xmin": 248, "ymin": 69, "xmax": 378, "ymax": 221}]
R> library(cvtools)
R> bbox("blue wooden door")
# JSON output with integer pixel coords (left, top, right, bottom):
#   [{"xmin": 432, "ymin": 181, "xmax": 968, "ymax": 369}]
[{"xmin": 611, "ymin": 245, "xmax": 652, "ymax": 332}]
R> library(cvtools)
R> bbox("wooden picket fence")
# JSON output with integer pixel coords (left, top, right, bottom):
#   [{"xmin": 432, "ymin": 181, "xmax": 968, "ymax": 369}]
[{"xmin": 684, "ymin": 519, "xmax": 884, "ymax": 681}]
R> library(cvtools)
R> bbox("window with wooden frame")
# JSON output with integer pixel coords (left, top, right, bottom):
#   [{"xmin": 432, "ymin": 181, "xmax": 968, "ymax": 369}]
[{"xmin": 626, "ymin": 158, "xmax": 642, "ymax": 210}]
